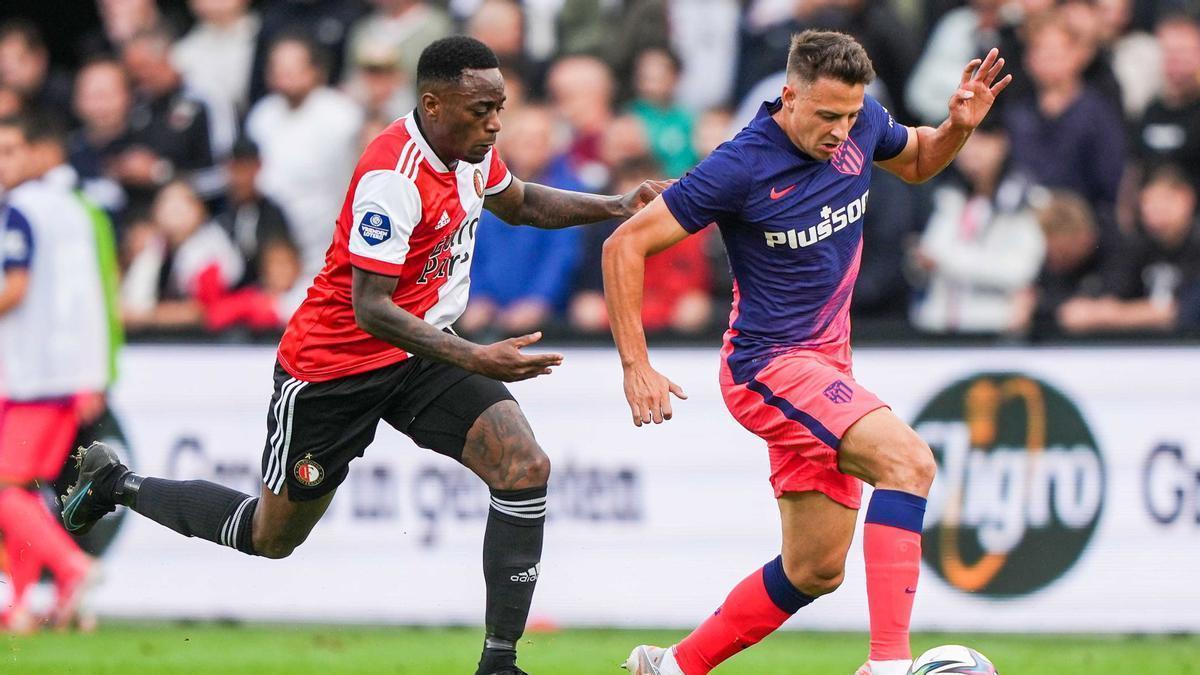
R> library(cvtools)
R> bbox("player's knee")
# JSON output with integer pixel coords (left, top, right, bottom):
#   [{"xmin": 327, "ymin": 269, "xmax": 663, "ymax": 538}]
[
  {"xmin": 252, "ymin": 529, "xmax": 303, "ymax": 560},
  {"xmin": 782, "ymin": 557, "xmax": 845, "ymax": 597},
  {"xmin": 894, "ymin": 436, "xmax": 936, "ymax": 493},
  {"xmin": 512, "ymin": 446, "xmax": 551, "ymax": 488},
  {"xmin": 876, "ymin": 433, "xmax": 936, "ymax": 495}
]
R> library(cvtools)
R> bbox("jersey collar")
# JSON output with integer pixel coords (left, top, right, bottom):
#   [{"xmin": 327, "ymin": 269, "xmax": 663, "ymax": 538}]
[
  {"xmin": 754, "ymin": 98, "xmax": 816, "ymax": 162},
  {"xmin": 404, "ymin": 112, "xmax": 453, "ymax": 174}
]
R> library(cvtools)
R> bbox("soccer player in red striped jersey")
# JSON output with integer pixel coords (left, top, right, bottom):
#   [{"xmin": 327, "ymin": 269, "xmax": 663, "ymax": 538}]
[
  {"xmin": 606, "ymin": 33, "xmax": 1010, "ymax": 675},
  {"xmin": 61, "ymin": 37, "xmax": 666, "ymax": 674}
]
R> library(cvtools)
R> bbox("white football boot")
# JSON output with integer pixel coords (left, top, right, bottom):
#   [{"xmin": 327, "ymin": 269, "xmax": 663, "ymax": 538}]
[
  {"xmin": 622, "ymin": 644, "xmax": 685, "ymax": 675},
  {"xmin": 856, "ymin": 659, "xmax": 914, "ymax": 675}
]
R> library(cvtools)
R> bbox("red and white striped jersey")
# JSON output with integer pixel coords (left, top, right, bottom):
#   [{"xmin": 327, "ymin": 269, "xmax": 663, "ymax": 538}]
[{"xmin": 277, "ymin": 114, "xmax": 512, "ymax": 382}]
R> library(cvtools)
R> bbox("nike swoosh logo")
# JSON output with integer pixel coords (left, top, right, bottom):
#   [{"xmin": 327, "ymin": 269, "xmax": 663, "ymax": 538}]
[
  {"xmin": 769, "ymin": 184, "xmax": 796, "ymax": 200},
  {"xmin": 63, "ymin": 480, "xmax": 93, "ymax": 531},
  {"xmin": 905, "ymin": 586, "xmax": 917, "ymax": 594}
]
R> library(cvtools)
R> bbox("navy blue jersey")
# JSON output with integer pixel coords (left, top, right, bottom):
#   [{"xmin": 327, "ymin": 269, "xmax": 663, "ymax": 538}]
[
  {"xmin": 2, "ymin": 205, "xmax": 34, "ymax": 272},
  {"xmin": 662, "ymin": 95, "xmax": 909, "ymax": 383}
]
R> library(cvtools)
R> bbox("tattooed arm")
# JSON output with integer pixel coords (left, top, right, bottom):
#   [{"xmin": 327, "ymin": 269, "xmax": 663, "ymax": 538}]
[
  {"xmin": 484, "ymin": 175, "xmax": 671, "ymax": 229},
  {"xmin": 352, "ymin": 267, "xmax": 562, "ymax": 381}
]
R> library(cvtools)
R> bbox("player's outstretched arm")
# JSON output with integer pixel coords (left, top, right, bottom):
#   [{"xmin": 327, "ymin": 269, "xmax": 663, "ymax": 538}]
[
  {"xmin": 0, "ymin": 269, "xmax": 30, "ymax": 317},
  {"xmin": 351, "ymin": 267, "xmax": 563, "ymax": 382},
  {"xmin": 878, "ymin": 47, "xmax": 1012, "ymax": 184},
  {"xmin": 601, "ymin": 198, "xmax": 690, "ymax": 427},
  {"xmin": 484, "ymin": 175, "xmax": 672, "ymax": 229}
]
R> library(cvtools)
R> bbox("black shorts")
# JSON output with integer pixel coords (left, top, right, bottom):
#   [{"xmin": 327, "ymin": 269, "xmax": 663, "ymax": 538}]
[{"xmin": 260, "ymin": 356, "xmax": 515, "ymax": 501}]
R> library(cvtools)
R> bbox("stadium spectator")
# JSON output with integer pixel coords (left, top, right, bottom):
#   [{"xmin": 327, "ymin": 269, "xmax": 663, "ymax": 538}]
[
  {"xmin": 1058, "ymin": 166, "xmax": 1200, "ymax": 334},
  {"xmin": 67, "ymin": 58, "xmax": 134, "ymax": 219},
  {"xmin": 0, "ymin": 86, "xmax": 22, "ymax": 118},
  {"xmin": 665, "ymin": 0, "xmax": 739, "ymax": 113},
  {"xmin": 1094, "ymin": 0, "xmax": 1163, "ymax": 119},
  {"xmin": 1017, "ymin": 190, "xmax": 1117, "ymax": 338},
  {"xmin": 244, "ymin": 34, "xmax": 362, "ymax": 274},
  {"xmin": 172, "ymin": 0, "xmax": 261, "ymax": 115},
  {"xmin": 570, "ymin": 156, "xmax": 712, "ymax": 335},
  {"xmin": 202, "ymin": 237, "xmax": 305, "ymax": 331},
  {"xmin": 247, "ymin": 0, "xmax": 368, "ymax": 103},
  {"xmin": 1003, "ymin": 10, "xmax": 1125, "ymax": 234},
  {"xmin": 628, "ymin": 47, "xmax": 697, "ymax": 178},
  {"xmin": 80, "ymin": 0, "xmax": 174, "ymax": 60},
  {"xmin": 457, "ymin": 105, "xmax": 585, "ymax": 337},
  {"xmin": 120, "ymin": 27, "xmax": 233, "ymax": 209},
  {"xmin": 466, "ymin": 0, "xmax": 543, "ymax": 96},
  {"xmin": 343, "ymin": 40, "xmax": 415, "ymax": 126},
  {"xmin": 906, "ymin": 0, "xmax": 1012, "ymax": 126},
  {"xmin": 693, "ymin": 106, "xmax": 733, "ymax": 159},
  {"xmin": 0, "ymin": 114, "xmax": 105, "ymax": 633},
  {"xmin": 910, "ymin": 121, "xmax": 1044, "ymax": 334},
  {"xmin": 0, "ymin": 20, "xmax": 73, "ymax": 117},
  {"xmin": 1136, "ymin": 13, "xmax": 1200, "ymax": 190},
  {"xmin": 547, "ymin": 54, "xmax": 617, "ymax": 190},
  {"xmin": 343, "ymin": 0, "xmax": 452, "ymax": 93},
  {"xmin": 121, "ymin": 180, "xmax": 243, "ymax": 330},
  {"xmin": 216, "ymin": 138, "xmax": 294, "ymax": 289},
  {"xmin": 556, "ymin": 0, "xmax": 669, "ymax": 96}
]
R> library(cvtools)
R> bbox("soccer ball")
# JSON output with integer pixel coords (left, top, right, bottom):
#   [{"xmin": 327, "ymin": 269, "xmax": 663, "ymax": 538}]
[{"xmin": 908, "ymin": 645, "xmax": 998, "ymax": 674}]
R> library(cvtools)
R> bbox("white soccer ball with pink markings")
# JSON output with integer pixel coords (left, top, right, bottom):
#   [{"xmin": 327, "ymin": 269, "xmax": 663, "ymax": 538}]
[{"xmin": 908, "ymin": 645, "xmax": 998, "ymax": 674}]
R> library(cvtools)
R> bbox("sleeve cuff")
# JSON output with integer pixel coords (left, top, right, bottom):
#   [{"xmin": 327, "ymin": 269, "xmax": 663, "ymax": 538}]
[
  {"xmin": 350, "ymin": 253, "xmax": 405, "ymax": 277},
  {"xmin": 661, "ymin": 188, "xmax": 707, "ymax": 234},
  {"xmin": 484, "ymin": 170, "xmax": 514, "ymax": 196}
]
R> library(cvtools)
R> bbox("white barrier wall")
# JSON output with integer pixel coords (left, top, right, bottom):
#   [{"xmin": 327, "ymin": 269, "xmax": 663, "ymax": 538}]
[{"xmin": 82, "ymin": 345, "xmax": 1200, "ymax": 632}]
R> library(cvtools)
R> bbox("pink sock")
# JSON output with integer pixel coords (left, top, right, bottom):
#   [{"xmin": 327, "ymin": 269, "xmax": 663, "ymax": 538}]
[
  {"xmin": 0, "ymin": 488, "xmax": 88, "ymax": 598},
  {"xmin": 674, "ymin": 556, "xmax": 813, "ymax": 674},
  {"xmin": 863, "ymin": 489, "xmax": 927, "ymax": 662}
]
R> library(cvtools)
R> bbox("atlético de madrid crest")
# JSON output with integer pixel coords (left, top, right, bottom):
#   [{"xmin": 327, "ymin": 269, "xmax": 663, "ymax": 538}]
[
  {"xmin": 294, "ymin": 455, "xmax": 324, "ymax": 487},
  {"xmin": 473, "ymin": 169, "xmax": 484, "ymax": 197}
]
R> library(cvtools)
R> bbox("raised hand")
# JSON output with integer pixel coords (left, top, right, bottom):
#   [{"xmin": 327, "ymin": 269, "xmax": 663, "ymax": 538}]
[
  {"xmin": 948, "ymin": 48, "xmax": 1013, "ymax": 131},
  {"xmin": 471, "ymin": 331, "xmax": 564, "ymax": 382},
  {"xmin": 617, "ymin": 179, "xmax": 675, "ymax": 218},
  {"xmin": 622, "ymin": 361, "xmax": 688, "ymax": 427}
]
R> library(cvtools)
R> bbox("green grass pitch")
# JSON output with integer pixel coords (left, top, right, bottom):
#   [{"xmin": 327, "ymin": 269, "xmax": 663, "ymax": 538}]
[{"xmin": 5, "ymin": 623, "xmax": 1199, "ymax": 674}]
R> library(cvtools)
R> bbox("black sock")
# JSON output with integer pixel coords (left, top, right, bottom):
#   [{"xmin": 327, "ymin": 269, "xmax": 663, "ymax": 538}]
[
  {"xmin": 132, "ymin": 477, "xmax": 259, "ymax": 555},
  {"xmin": 476, "ymin": 485, "xmax": 546, "ymax": 674}
]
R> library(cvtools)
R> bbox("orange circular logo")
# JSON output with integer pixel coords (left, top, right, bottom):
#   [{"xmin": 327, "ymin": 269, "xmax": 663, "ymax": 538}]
[{"xmin": 473, "ymin": 169, "xmax": 484, "ymax": 197}]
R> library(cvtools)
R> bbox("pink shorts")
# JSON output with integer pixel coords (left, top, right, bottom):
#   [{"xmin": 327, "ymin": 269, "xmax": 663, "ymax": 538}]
[
  {"xmin": 0, "ymin": 399, "xmax": 79, "ymax": 483},
  {"xmin": 720, "ymin": 353, "xmax": 887, "ymax": 509}
]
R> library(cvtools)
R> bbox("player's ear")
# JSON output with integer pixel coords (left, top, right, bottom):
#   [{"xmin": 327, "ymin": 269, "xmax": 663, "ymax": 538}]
[
  {"xmin": 420, "ymin": 90, "xmax": 441, "ymax": 120},
  {"xmin": 781, "ymin": 83, "xmax": 795, "ymax": 110}
]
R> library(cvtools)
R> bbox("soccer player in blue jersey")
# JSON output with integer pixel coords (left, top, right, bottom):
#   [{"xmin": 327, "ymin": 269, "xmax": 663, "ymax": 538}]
[{"xmin": 605, "ymin": 32, "xmax": 1011, "ymax": 675}]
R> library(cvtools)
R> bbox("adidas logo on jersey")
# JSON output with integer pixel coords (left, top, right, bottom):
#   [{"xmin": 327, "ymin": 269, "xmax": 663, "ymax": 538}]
[
  {"xmin": 436, "ymin": 210, "xmax": 451, "ymax": 229},
  {"xmin": 510, "ymin": 564, "xmax": 540, "ymax": 583},
  {"xmin": 764, "ymin": 189, "xmax": 869, "ymax": 250}
]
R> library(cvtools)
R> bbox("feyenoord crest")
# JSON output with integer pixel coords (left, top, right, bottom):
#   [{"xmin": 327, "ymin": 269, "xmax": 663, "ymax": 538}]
[
  {"xmin": 294, "ymin": 454, "xmax": 324, "ymax": 487},
  {"xmin": 473, "ymin": 169, "xmax": 484, "ymax": 197}
]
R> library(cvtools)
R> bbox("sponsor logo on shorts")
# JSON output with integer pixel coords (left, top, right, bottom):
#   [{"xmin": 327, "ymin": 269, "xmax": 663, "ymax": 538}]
[
  {"xmin": 823, "ymin": 380, "xmax": 854, "ymax": 404},
  {"xmin": 913, "ymin": 373, "xmax": 1105, "ymax": 597},
  {"xmin": 473, "ymin": 169, "xmax": 484, "ymax": 197},
  {"xmin": 359, "ymin": 212, "xmax": 391, "ymax": 245},
  {"xmin": 294, "ymin": 454, "xmax": 325, "ymax": 487}
]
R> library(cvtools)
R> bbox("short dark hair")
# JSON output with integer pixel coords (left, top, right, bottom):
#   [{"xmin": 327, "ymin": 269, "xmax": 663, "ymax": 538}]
[
  {"xmin": 270, "ymin": 31, "xmax": 332, "ymax": 77},
  {"xmin": 786, "ymin": 30, "xmax": 875, "ymax": 86},
  {"xmin": 231, "ymin": 136, "xmax": 261, "ymax": 160},
  {"xmin": 1144, "ymin": 164, "xmax": 1195, "ymax": 194},
  {"xmin": 416, "ymin": 36, "xmax": 500, "ymax": 89},
  {"xmin": 0, "ymin": 19, "xmax": 46, "ymax": 53},
  {"xmin": 0, "ymin": 111, "xmax": 63, "ymax": 145}
]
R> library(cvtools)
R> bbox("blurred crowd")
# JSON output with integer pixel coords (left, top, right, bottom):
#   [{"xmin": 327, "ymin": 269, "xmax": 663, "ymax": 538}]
[{"xmin": 1, "ymin": 0, "xmax": 1199, "ymax": 342}]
